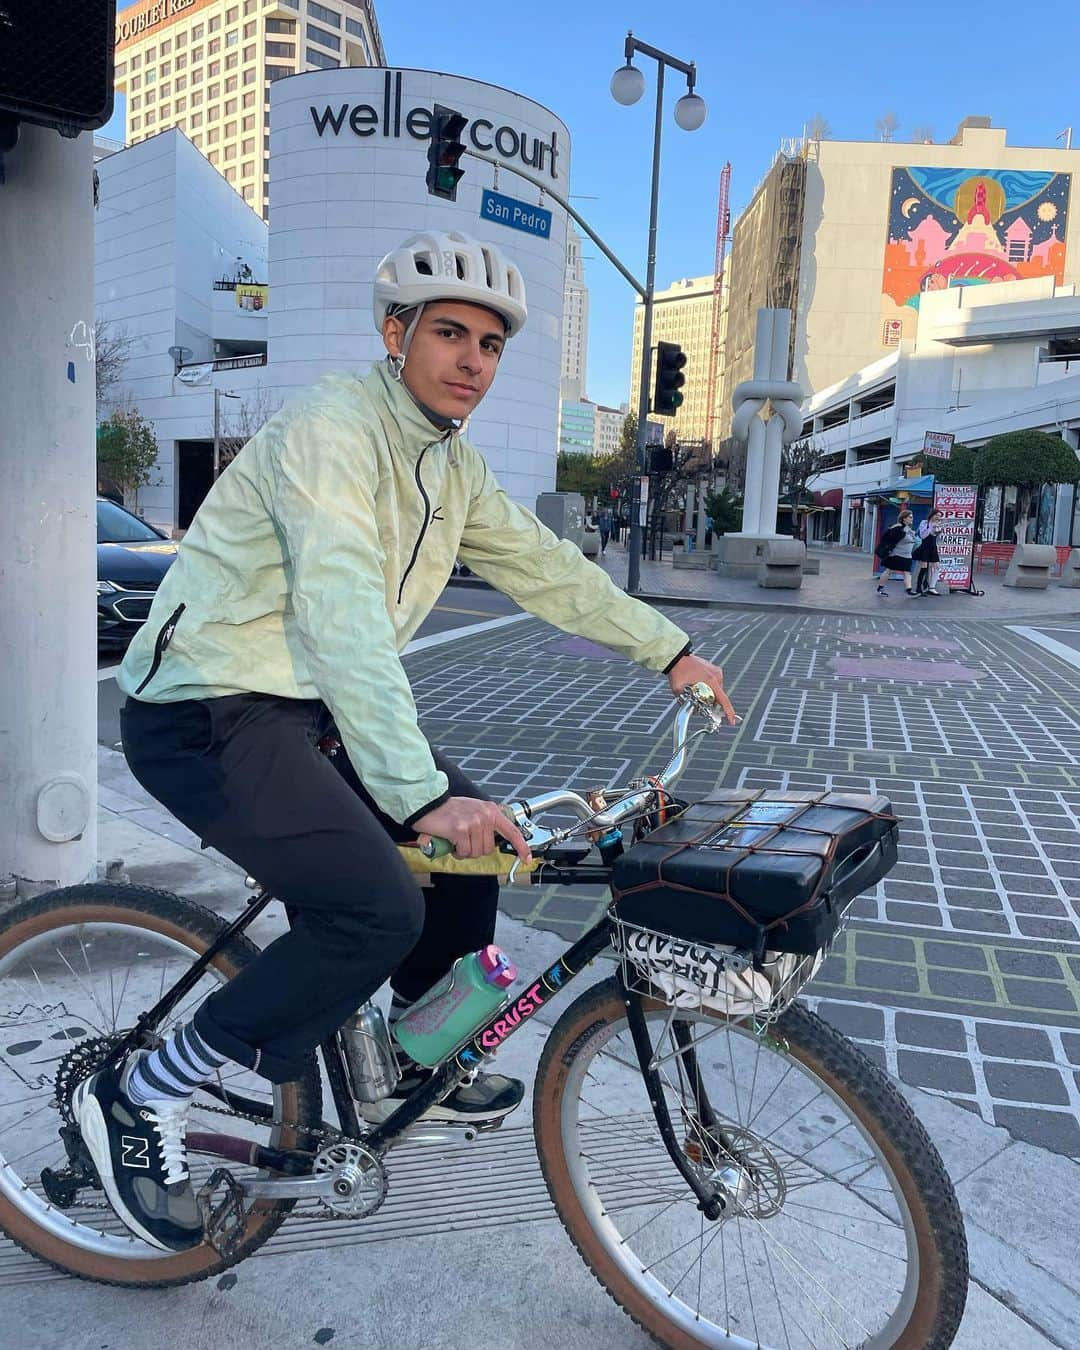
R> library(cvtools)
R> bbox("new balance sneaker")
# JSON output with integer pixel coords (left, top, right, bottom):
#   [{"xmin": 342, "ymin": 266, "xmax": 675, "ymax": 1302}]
[
  {"xmin": 358, "ymin": 1065, "xmax": 525, "ymax": 1125},
  {"xmin": 72, "ymin": 1054, "xmax": 203, "ymax": 1252}
]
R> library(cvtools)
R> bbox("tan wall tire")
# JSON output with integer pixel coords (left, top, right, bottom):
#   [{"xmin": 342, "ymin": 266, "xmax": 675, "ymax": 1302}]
[
  {"xmin": 533, "ymin": 977, "xmax": 968, "ymax": 1349},
  {"xmin": 0, "ymin": 883, "xmax": 321, "ymax": 1288}
]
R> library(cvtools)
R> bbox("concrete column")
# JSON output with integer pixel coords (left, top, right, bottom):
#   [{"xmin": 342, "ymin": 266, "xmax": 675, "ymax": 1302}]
[
  {"xmin": 0, "ymin": 126, "xmax": 98, "ymax": 894},
  {"xmin": 738, "ymin": 309, "xmax": 774, "ymax": 536},
  {"xmin": 758, "ymin": 312, "xmax": 790, "ymax": 536}
]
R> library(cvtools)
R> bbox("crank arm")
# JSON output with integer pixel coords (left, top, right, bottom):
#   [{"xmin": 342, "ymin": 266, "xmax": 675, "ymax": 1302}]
[{"xmin": 237, "ymin": 1171, "xmax": 344, "ymax": 1201}]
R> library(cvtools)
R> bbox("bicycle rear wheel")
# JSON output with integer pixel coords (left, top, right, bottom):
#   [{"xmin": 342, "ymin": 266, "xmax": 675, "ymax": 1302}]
[
  {"xmin": 0, "ymin": 883, "xmax": 321, "ymax": 1287},
  {"xmin": 534, "ymin": 977, "xmax": 968, "ymax": 1349}
]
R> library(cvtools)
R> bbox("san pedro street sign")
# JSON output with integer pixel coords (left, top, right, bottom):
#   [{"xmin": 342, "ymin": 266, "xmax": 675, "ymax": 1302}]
[{"xmin": 481, "ymin": 189, "xmax": 552, "ymax": 239}]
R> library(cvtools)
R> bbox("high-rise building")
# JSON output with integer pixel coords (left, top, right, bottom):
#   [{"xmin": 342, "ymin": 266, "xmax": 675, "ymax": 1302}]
[
  {"xmin": 720, "ymin": 118, "xmax": 1080, "ymax": 442},
  {"xmin": 629, "ymin": 275, "xmax": 725, "ymax": 448},
  {"xmin": 113, "ymin": 0, "xmax": 385, "ymax": 220},
  {"xmin": 561, "ymin": 222, "xmax": 589, "ymax": 401},
  {"xmin": 593, "ymin": 403, "xmax": 626, "ymax": 458}
]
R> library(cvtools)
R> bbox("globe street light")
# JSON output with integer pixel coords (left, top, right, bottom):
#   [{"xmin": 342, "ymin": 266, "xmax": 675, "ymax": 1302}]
[{"xmin": 610, "ymin": 32, "xmax": 707, "ymax": 595}]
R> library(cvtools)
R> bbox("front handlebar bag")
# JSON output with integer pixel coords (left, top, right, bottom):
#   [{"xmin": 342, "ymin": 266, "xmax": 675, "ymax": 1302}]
[{"xmin": 611, "ymin": 790, "xmax": 898, "ymax": 958}]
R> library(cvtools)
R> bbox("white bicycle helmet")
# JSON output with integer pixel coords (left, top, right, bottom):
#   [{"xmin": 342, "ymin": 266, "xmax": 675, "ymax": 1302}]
[{"xmin": 373, "ymin": 230, "xmax": 528, "ymax": 339}]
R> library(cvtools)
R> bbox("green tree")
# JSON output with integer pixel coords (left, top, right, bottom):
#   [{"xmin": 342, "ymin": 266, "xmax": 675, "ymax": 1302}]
[
  {"xmin": 972, "ymin": 430, "xmax": 1080, "ymax": 541},
  {"xmin": 555, "ymin": 452, "xmax": 606, "ymax": 499},
  {"xmin": 704, "ymin": 486, "xmax": 742, "ymax": 535},
  {"xmin": 781, "ymin": 438, "xmax": 828, "ymax": 534},
  {"xmin": 928, "ymin": 442, "xmax": 977, "ymax": 485},
  {"xmin": 96, "ymin": 408, "xmax": 159, "ymax": 500}
]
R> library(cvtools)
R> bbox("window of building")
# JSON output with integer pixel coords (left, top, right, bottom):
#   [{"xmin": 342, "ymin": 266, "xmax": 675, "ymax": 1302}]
[
  {"xmin": 160, "ymin": 60, "xmax": 171, "ymax": 76},
  {"xmin": 175, "ymin": 96, "xmax": 186, "ymax": 111},
  {"xmin": 266, "ymin": 18, "xmax": 295, "ymax": 33},
  {"xmin": 209, "ymin": 37, "xmax": 221, "ymax": 54},
  {"xmin": 208, "ymin": 150, "xmax": 219, "ymax": 165},
  {"xmin": 130, "ymin": 74, "xmax": 141, "ymax": 91},
  {"xmin": 307, "ymin": 24, "xmax": 340, "ymax": 50},
  {"xmin": 130, "ymin": 94, "xmax": 141, "ymax": 110},
  {"xmin": 192, "ymin": 22, "xmax": 204, "ymax": 39},
  {"xmin": 226, "ymin": 31, "xmax": 238, "ymax": 48},
  {"xmin": 159, "ymin": 103, "xmax": 171, "ymax": 119},
  {"xmin": 192, "ymin": 44, "xmax": 203, "ymax": 62},
  {"xmin": 225, "ymin": 120, "xmax": 237, "ymax": 138},
  {"xmin": 145, "ymin": 46, "xmax": 156, "ymax": 61},
  {"xmin": 243, "ymin": 114, "xmax": 256, "ymax": 131},
  {"xmin": 209, "ymin": 103, "xmax": 219, "ymax": 119},
  {"xmin": 242, "ymin": 137, "xmax": 255, "ymax": 154},
  {"xmin": 209, "ymin": 60, "xmax": 220, "ymax": 76},
  {"xmin": 309, "ymin": 2, "xmax": 341, "ymax": 26},
  {"xmin": 243, "ymin": 184, "xmax": 255, "ymax": 202},
  {"xmin": 224, "ymin": 142, "xmax": 236, "ymax": 161},
  {"xmin": 208, "ymin": 16, "xmax": 220, "ymax": 32},
  {"xmin": 130, "ymin": 52, "xmax": 140, "ymax": 68},
  {"xmin": 191, "ymin": 111, "xmax": 203, "ymax": 127},
  {"xmin": 175, "ymin": 52, "xmax": 187, "ymax": 69},
  {"xmin": 207, "ymin": 126, "xmax": 220, "ymax": 142},
  {"xmin": 226, "ymin": 5, "xmax": 239, "ymax": 21},
  {"xmin": 145, "ymin": 67, "xmax": 156, "ymax": 83},
  {"xmin": 243, "ymin": 43, "xmax": 256, "ymax": 61},
  {"xmin": 243, "ymin": 91, "xmax": 255, "ymax": 108},
  {"xmin": 244, "ymin": 0, "xmax": 257, "ymax": 13},
  {"xmin": 226, "ymin": 52, "xmax": 238, "ymax": 69},
  {"xmin": 191, "ymin": 67, "xmax": 202, "ymax": 84},
  {"xmin": 266, "ymin": 41, "xmax": 294, "ymax": 57},
  {"xmin": 191, "ymin": 88, "xmax": 202, "ymax": 105},
  {"xmin": 223, "ymin": 97, "xmax": 236, "ymax": 114},
  {"xmin": 264, "ymin": 134, "xmax": 270, "ymax": 152},
  {"xmin": 115, "ymin": 61, "xmax": 127, "ymax": 78},
  {"xmin": 160, "ymin": 82, "xmax": 171, "ymax": 97},
  {"xmin": 146, "ymin": 109, "xmax": 156, "ymax": 124},
  {"xmin": 243, "ymin": 67, "xmax": 256, "ymax": 84},
  {"xmin": 160, "ymin": 38, "xmax": 171, "ymax": 54},
  {"xmin": 280, "ymin": 0, "xmax": 297, "ymax": 7},
  {"xmin": 240, "ymin": 160, "xmax": 254, "ymax": 180},
  {"xmin": 266, "ymin": 64, "xmax": 292, "ymax": 80},
  {"xmin": 175, "ymin": 75, "xmax": 187, "ymax": 91},
  {"xmin": 176, "ymin": 30, "xmax": 186, "ymax": 47},
  {"xmin": 243, "ymin": 20, "xmax": 256, "ymax": 38},
  {"xmin": 225, "ymin": 74, "xmax": 238, "ymax": 91},
  {"xmin": 130, "ymin": 115, "xmax": 141, "ymax": 131},
  {"xmin": 306, "ymin": 48, "xmax": 339, "ymax": 68}
]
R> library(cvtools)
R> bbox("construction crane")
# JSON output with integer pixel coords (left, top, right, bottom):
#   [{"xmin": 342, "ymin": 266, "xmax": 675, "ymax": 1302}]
[{"xmin": 703, "ymin": 161, "xmax": 732, "ymax": 456}]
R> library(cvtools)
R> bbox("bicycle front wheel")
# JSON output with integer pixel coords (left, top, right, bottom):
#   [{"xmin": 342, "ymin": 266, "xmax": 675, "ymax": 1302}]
[{"xmin": 534, "ymin": 977, "xmax": 968, "ymax": 1349}]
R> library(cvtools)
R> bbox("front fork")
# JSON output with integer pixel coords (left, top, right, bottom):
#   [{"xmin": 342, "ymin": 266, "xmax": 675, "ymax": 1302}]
[{"xmin": 622, "ymin": 983, "xmax": 747, "ymax": 1222}]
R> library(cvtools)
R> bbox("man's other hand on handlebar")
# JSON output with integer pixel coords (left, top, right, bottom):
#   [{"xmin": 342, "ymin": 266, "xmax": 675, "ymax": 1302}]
[
  {"xmin": 666, "ymin": 653, "xmax": 739, "ymax": 725},
  {"xmin": 413, "ymin": 797, "xmax": 533, "ymax": 863}
]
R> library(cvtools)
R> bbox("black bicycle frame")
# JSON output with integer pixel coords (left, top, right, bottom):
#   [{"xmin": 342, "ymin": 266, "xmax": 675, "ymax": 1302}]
[{"xmin": 101, "ymin": 859, "xmax": 729, "ymax": 1212}]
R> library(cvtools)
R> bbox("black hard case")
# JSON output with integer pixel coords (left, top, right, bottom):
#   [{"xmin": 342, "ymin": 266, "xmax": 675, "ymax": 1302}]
[{"xmin": 611, "ymin": 791, "xmax": 898, "ymax": 958}]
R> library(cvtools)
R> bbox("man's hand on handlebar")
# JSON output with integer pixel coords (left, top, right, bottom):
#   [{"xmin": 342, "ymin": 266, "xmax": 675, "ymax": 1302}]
[
  {"xmin": 413, "ymin": 797, "xmax": 533, "ymax": 864},
  {"xmin": 667, "ymin": 653, "xmax": 739, "ymax": 725}
]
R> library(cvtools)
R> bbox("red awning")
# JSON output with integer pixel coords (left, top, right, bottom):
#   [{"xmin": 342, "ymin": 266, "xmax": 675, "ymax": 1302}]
[{"xmin": 813, "ymin": 488, "xmax": 844, "ymax": 510}]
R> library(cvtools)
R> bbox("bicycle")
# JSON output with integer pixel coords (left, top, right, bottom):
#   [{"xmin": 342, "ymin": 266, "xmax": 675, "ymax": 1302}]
[{"xmin": 0, "ymin": 685, "xmax": 968, "ymax": 1348}]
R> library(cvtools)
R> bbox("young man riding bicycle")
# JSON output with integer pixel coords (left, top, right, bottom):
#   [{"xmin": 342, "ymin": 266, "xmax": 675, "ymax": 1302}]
[{"xmin": 74, "ymin": 229, "xmax": 736, "ymax": 1253}]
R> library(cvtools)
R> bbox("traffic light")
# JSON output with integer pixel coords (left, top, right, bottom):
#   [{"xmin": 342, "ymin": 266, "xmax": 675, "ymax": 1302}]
[
  {"xmin": 0, "ymin": 1, "xmax": 116, "ymax": 137},
  {"xmin": 652, "ymin": 341, "xmax": 687, "ymax": 416},
  {"xmin": 649, "ymin": 445, "xmax": 674, "ymax": 474},
  {"xmin": 426, "ymin": 104, "xmax": 468, "ymax": 201}
]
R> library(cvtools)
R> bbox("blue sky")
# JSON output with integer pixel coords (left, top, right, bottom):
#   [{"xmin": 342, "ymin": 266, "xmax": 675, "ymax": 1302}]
[{"xmin": 106, "ymin": 0, "xmax": 1080, "ymax": 409}]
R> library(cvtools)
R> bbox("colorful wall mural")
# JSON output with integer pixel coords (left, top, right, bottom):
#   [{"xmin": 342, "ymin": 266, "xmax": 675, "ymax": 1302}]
[{"xmin": 881, "ymin": 167, "xmax": 1070, "ymax": 341}]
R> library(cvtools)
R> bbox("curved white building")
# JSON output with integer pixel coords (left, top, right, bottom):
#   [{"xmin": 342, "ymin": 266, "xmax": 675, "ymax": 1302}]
[{"xmin": 94, "ymin": 67, "xmax": 570, "ymax": 530}]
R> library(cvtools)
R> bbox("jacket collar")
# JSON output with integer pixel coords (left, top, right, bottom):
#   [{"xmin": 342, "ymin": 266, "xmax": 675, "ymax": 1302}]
[{"xmin": 363, "ymin": 359, "xmax": 459, "ymax": 460}]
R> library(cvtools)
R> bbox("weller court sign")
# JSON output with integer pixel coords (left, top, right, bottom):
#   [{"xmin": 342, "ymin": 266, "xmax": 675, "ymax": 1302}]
[{"xmin": 309, "ymin": 71, "xmax": 563, "ymax": 182}]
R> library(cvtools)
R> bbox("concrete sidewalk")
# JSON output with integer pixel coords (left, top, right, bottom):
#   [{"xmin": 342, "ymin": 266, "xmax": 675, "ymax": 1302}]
[
  {"xmin": 1, "ymin": 746, "xmax": 1076, "ymax": 1348},
  {"xmin": 590, "ymin": 541, "xmax": 1080, "ymax": 621}
]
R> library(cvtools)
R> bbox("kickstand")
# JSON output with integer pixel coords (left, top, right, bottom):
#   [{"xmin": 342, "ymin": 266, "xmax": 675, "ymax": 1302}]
[{"xmin": 196, "ymin": 1167, "xmax": 247, "ymax": 1258}]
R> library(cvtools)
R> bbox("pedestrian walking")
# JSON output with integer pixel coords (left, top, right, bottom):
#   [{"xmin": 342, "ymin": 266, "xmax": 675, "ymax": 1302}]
[
  {"xmin": 874, "ymin": 509, "xmax": 918, "ymax": 597},
  {"xmin": 597, "ymin": 507, "xmax": 612, "ymax": 555},
  {"xmin": 914, "ymin": 509, "xmax": 943, "ymax": 595}
]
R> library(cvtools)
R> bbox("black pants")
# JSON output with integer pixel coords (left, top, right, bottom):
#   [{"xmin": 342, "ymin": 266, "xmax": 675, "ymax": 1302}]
[{"xmin": 121, "ymin": 694, "xmax": 498, "ymax": 1083}]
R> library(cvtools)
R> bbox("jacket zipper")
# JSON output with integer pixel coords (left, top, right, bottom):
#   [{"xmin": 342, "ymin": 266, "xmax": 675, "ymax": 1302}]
[
  {"xmin": 134, "ymin": 603, "xmax": 186, "ymax": 695},
  {"xmin": 397, "ymin": 440, "xmax": 438, "ymax": 604}
]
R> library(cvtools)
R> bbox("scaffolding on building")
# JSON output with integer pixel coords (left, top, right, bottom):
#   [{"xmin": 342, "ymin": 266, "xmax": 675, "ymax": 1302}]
[{"xmin": 704, "ymin": 161, "xmax": 732, "ymax": 456}]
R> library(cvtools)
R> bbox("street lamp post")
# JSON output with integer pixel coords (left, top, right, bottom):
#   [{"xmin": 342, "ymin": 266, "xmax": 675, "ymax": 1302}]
[
  {"xmin": 611, "ymin": 32, "xmax": 707, "ymax": 595},
  {"xmin": 213, "ymin": 387, "xmax": 240, "ymax": 482}
]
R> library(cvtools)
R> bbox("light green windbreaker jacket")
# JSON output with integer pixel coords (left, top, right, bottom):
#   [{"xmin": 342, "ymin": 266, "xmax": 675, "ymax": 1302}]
[{"xmin": 118, "ymin": 361, "xmax": 690, "ymax": 824}]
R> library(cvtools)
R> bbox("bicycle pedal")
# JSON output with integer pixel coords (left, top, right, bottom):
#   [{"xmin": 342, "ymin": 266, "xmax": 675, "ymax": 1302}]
[
  {"xmin": 196, "ymin": 1167, "xmax": 247, "ymax": 1259},
  {"xmin": 475, "ymin": 1116, "xmax": 505, "ymax": 1134}
]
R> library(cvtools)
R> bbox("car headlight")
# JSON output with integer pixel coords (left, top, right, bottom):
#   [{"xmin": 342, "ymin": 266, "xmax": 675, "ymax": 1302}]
[{"xmin": 97, "ymin": 581, "xmax": 119, "ymax": 595}]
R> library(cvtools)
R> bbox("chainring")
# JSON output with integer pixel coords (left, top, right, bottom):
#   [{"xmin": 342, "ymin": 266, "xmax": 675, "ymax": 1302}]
[{"xmin": 53, "ymin": 1033, "xmax": 128, "ymax": 1126}]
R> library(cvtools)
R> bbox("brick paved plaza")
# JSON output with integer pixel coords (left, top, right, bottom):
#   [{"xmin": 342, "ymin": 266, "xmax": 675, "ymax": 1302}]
[{"xmin": 407, "ymin": 606, "xmax": 1080, "ymax": 1157}]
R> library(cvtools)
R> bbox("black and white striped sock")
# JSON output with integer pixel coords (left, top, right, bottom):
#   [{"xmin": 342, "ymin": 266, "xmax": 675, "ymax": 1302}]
[{"xmin": 126, "ymin": 1022, "xmax": 230, "ymax": 1106}]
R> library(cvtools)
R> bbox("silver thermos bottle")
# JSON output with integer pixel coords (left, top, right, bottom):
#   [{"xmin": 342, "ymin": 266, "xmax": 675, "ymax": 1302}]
[{"xmin": 340, "ymin": 1001, "xmax": 401, "ymax": 1102}]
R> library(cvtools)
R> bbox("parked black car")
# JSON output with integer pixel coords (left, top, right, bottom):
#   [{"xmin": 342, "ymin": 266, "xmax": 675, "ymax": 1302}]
[{"xmin": 97, "ymin": 498, "xmax": 178, "ymax": 648}]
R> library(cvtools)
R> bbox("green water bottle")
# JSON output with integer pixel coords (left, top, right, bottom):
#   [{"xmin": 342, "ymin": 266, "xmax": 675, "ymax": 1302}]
[{"xmin": 392, "ymin": 945, "xmax": 517, "ymax": 1067}]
